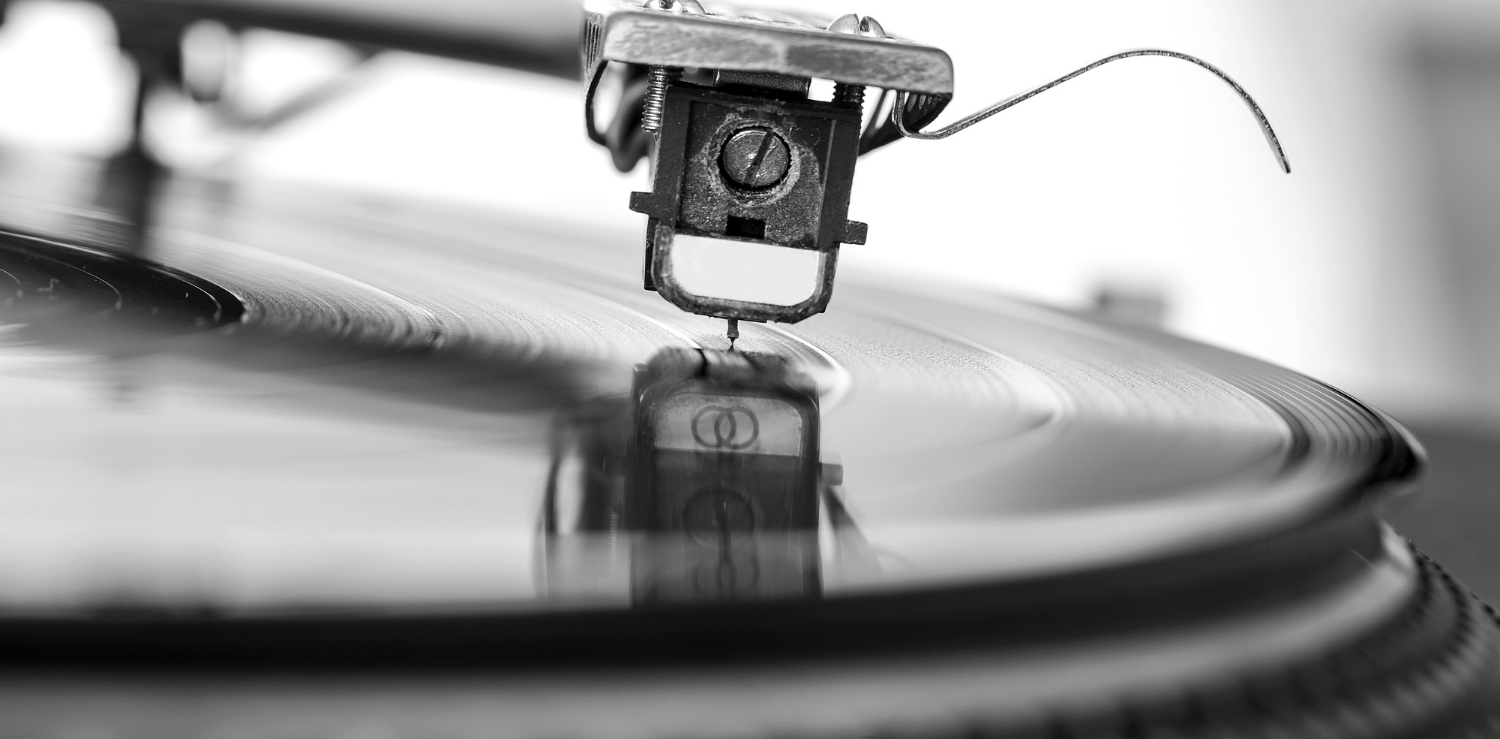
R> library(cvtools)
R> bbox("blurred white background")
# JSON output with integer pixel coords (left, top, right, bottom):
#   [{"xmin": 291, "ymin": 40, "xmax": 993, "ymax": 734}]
[{"xmin": 0, "ymin": 0, "xmax": 1497, "ymax": 425}]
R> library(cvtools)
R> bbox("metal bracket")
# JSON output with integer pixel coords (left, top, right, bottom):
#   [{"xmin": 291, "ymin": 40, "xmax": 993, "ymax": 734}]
[
  {"xmin": 630, "ymin": 83, "xmax": 862, "ymax": 323},
  {"xmin": 581, "ymin": 0, "xmax": 953, "ymax": 158}
]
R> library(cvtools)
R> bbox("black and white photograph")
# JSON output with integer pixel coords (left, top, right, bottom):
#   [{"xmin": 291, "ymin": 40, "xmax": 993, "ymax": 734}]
[{"xmin": 0, "ymin": 0, "xmax": 1495, "ymax": 736}]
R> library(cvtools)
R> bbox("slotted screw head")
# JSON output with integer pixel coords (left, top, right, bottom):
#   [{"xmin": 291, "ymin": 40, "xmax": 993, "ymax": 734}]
[{"xmin": 720, "ymin": 129, "xmax": 790, "ymax": 189}]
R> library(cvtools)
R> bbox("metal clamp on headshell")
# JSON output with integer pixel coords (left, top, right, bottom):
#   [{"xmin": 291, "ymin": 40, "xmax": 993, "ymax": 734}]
[{"xmin": 581, "ymin": 0, "xmax": 953, "ymax": 329}]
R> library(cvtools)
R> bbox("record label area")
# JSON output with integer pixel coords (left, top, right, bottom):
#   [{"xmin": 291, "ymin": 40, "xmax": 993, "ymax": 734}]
[{"xmin": 0, "ymin": 232, "xmax": 241, "ymax": 333}]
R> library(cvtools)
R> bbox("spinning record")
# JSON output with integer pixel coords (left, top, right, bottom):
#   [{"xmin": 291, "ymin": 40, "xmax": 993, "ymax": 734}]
[{"xmin": 0, "ymin": 151, "xmax": 1492, "ymax": 738}]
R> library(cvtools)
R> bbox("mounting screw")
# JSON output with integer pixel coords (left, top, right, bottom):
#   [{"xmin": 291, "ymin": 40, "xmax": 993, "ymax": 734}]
[
  {"xmin": 720, "ymin": 129, "xmax": 791, "ymax": 189},
  {"xmin": 833, "ymin": 82, "xmax": 865, "ymax": 108},
  {"xmin": 826, "ymin": 13, "xmax": 861, "ymax": 35},
  {"xmin": 639, "ymin": 0, "xmax": 701, "ymax": 133},
  {"xmin": 641, "ymin": 65, "xmax": 681, "ymax": 133},
  {"xmin": 643, "ymin": 0, "xmax": 704, "ymax": 11},
  {"xmin": 827, "ymin": 15, "xmax": 885, "ymax": 110},
  {"xmin": 827, "ymin": 13, "xmax": 887, "ymax": 39}
]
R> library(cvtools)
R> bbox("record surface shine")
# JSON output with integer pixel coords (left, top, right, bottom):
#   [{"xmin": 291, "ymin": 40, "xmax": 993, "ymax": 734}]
[{"xmin": 0, "ymin": 150, "xmax": 1414, "ymax": 617}]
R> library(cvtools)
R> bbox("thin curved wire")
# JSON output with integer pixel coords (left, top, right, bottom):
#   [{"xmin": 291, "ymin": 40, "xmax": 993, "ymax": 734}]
[{"xmin": 892, "ymin": 49, "xmax": 1291, "ymax": 174}]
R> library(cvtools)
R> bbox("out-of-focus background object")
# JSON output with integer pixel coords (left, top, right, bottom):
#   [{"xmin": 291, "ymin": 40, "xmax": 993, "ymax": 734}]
[{"xmin": 0, "ymin": 0, "xmax": 1495, "ymax": 596}]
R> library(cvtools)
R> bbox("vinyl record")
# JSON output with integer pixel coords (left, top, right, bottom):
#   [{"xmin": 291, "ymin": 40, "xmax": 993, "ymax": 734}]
[{"xmin": 0, "ymin": 151, "xmax": 1492, "ymax": 738}]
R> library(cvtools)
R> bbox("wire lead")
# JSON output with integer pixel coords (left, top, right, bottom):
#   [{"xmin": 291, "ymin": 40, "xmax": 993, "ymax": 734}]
[{"xmin": 892, "ymin": 48, "xmax": 1290, "ymax": 174}]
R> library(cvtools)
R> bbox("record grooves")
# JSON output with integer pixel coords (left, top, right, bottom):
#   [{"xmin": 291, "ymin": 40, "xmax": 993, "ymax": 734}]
[{"xmin": 0, "ymin": 151, "xmax": 1492, "ymax": 736}]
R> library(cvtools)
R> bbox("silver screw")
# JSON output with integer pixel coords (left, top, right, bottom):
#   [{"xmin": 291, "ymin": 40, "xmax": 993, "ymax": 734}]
[
  {"xmin": 720, "ymin": 129, "xmax": 791, "ymax": 189},
  {"xmin": 832, "ymin": 83, "xmax": 865, "ymax": 109},
  {"xmin": 826, "ymin": 13, "xmax": 861, "ymax": 35},
  {"xmin": 639, "ymin": 0, "xmax": 700, "ymax": 134},
  {"xmin": 641, "ymin": 66, "xmax": 681, "ymax": 133},
  {"xmin": 827, "ymin": 15, "xmax": 886, "ymax": 110},
  {"xmin": 644, "ymin": 0, "xmax": 705, "ymax": 11}
]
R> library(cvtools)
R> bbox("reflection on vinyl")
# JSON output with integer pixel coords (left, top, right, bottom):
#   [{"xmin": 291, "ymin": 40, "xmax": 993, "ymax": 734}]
[{"xmin": 542, "ymin": 348, "xmax": 829, "ymax": 605}]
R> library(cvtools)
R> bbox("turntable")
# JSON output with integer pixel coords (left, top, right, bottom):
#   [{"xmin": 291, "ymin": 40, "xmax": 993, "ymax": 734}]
[{"xmin": 0, "ymin": 1, "xmax": 1494, "ymax": 737}]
